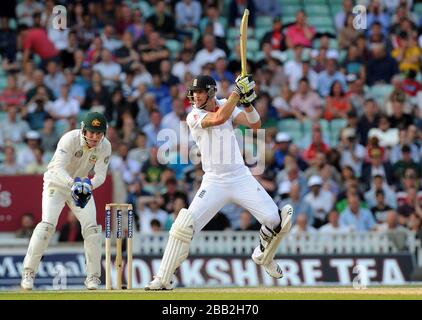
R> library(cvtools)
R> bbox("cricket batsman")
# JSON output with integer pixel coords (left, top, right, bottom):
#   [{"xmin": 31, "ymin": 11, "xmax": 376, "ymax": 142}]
[
  {"xmin": 145, "ymin": 75, "xmax": 293, "ymax": 290},
  {"xmin": 21, "ymin": 112, "xmax": 112, "ymax": 290}
]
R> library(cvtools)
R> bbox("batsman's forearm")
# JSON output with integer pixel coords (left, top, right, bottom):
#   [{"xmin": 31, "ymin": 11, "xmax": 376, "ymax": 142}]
[{"xmin": 217, "ymin": 91, "xmax": 240, "ymax": 122}]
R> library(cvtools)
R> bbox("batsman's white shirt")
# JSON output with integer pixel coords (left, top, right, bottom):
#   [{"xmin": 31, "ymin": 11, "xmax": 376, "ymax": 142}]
[
  {"xmin": 186, "ymin": 99, "xmax": 280, "ymax": 233},
  {"xmin": 42, "ymin": 129, "xmax": 112, "ymax": 227}
]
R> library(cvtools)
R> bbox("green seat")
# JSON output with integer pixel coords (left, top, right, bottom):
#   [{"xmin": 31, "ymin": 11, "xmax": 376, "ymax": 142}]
[
  {"xmin": 282, "ymin": 5, "xmax": 303, "ymax": 15},
  {"xmin": 277, "ymin": 119, "xmax": 302, "ymax": 133},
  {"xmin": 247, "ymin": 38, "xmax": 259, "ymax": 53},
  {"xmin": 255, "ymin": 27, "xmax": 268, "ymax": 43},
  {"xmin": 165, "ymin": 39, "xmax": 182, "ymax": 60},
  {"xmin": 414, "ymin": 3, "xmax": 422, "ymax": 15},
  {"xmin": 139, "ymin": 0, "xmax": 154, "ymax": 19},
  {"xmin": 278, "ymin": 0, "xmax": 303, "ymax": 6},
  {"xmin": 304, "ymin": 0, "xmax": 328, "ymax": 4},
  {"xmin": 304, "ymin": 5, "xmax": 330, "ymax": 16},
  {"xmin": 256, "ymin": 16, "xmax": 273, "ymax": 29},
  {"xmin": 330, "ymin": 119, "xmax": 347, "ymax": 146},
  {"xmin": 308, "ymin": 16, "xmax": 333, "ymax": 27},
  {"xmin": 370, "ymin": 84, "xmax": 393, "ymax": 106}
]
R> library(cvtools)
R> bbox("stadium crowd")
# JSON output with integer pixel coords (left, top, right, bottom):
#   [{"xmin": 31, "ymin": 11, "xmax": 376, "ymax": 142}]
[{"xmin": 1, "ymin": 0, "xmax": 422, "ymax": 239}]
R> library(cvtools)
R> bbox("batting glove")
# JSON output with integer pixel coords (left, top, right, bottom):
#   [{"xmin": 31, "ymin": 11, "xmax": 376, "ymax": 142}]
[
  {"xmin": 234, "ymin": 75, "xmax": 255, "ymax": 96},
  {"xmin": 239, "ymin": 89, "xmax": 257, "ymax": 105}
]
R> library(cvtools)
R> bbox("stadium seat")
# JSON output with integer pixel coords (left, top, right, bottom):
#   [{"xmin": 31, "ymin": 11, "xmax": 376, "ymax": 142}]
[
  {"xmin": 330, "ymin": 118, "xmax": 347, "ymax": 145},
  {"xmin": 139, "ymin": 1, "xmax": 154, "ymax": 19},
  {"xmin": 281, "ymin": 5, "xmax": 303, "ymax": 16},
  {"xmin": 414, "ymin": 3, "xmax": 422, "ymax": 15},
  {"xmin": 278, "ymin": 0, "xmax": 303, "ymax": 6},
  {"xmin": 256, "ymin": 16, "xmax": 273, "ymax": 29},
  {"xmin": 369, "ymin": 84, "xmax": 394, "ymax": 106},
  {"xmin": 254, "ymin": 27, "xmax": 268, "ymax": 43},
  {"xmin": 165, "ymin": 39, "xmax": 182, "ymax": 60},
  {"xmin": 277, "ymin": 118, "xmax": 301, "ymax": 133},
  {"xmin": 304, "ymin": 5, "xmax": 330, "ymax": 16}
]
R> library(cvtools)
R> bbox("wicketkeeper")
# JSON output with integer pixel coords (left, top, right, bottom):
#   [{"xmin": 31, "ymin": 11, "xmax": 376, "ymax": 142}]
[{"xmin": 21, "ymin": 112, "xmax": 112, "ymax": 290}]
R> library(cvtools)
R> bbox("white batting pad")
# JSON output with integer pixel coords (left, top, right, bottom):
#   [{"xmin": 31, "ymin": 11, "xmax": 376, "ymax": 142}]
[
  {"xmin": 23, "ymin": 222, "xmax": 55, "ymax": 272},
  {"xmin": 83, "ymin": 225, "xmax": 102, "ymax": 278},
  {"xmin": 157, "ymin": 209, "xmax": 194, "ymax": 286},
  {"xmin": 252, "ymin": 204, "xmax": 293, "ymax": 266}
]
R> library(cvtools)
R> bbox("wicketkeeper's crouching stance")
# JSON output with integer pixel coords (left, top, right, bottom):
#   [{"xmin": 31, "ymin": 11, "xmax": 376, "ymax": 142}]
[
  {"xmin": 145, "ymin": 75, "xmax": 293, "ymax": 290},
  {"xmin": 21, "ymin": 112, "xmax": 112, "ymax": 290}
]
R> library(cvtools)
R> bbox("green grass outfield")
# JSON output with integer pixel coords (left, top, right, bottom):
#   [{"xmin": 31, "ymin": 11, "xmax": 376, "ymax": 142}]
[{"xmin": 1, "ymin": 287, "xmax": 422, "ymax": 300}]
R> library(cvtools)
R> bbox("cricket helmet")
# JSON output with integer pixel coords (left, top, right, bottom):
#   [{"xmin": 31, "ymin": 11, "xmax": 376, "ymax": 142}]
[{"xmin": 187, "ymin": 75, "xmax": 217, "ymax": 109}]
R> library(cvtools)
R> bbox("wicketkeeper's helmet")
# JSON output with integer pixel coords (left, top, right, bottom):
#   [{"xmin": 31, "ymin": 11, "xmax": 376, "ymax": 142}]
[
  {"xmin": 187, "ymin": 75, "xmax": 217, "ymax": 109},
  {"xmin": 81, "ymin": 112, "xmax": 107, "ymax": 133}
]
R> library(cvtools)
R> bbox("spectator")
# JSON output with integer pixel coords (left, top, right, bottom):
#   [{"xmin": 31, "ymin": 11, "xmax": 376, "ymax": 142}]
[
  {"xmin": 58, "ymin": 211, "xmax": 83, "ymax": 242},
  {"xmin": 39, "ymin": 116, "xmax": 59, "ymax": 153},
  {"xmin": 16, "ymin": 0, "xmax": 44, "ymax": 27},
  {"xmin": 140, "ymin": 146, "xmax": 168, "ymax": 194},
  {"xmin": 175, "ymin": 0, "xmax": 202, "ymax": 37},
  {"xmin": 290, "ymin": 213, "xmax": 317, "ymax": 234},
  {"xmin": 338, "ymin": 128, "xmax": 366, "ymax": 178},
  {"xmin": 371, "ymin": 190, "xmax": 393, "ymax": 223},
  {"xmin": 0, "ymin": 145, "xmax": 23, "ymax": 175},
  {"xmin": 260, "ymin": 17, "xmax": 286, "ymax": 52},
  {"xmin": 109, "ymin": 142, "xmax": 142, "ymax": 185},
  {"xmin": 0, "ymin": 73, "xmax": 26, "ymax": 109},
  {"xmin": 303, "ymin": 125, "xmax": 330, "ymax": 163},
  {"xmin": 140, "ymin": 31, "xmax": 170, "ymax": 75},
  {"xmin": 127, "ymin": 132, "xmax": 150, "ymax": 168},
  {"xmin": 335, "ymin": 0, "xmax": 354, "ymax": 31},
  {"xmin": 304, "ymin": 175, "xmax": 335, "ymax": 228},
  {"xmin": 172, "ymin": 49, "xmax": 200, "ymax": 82},
  {"xmin": 146, "ymin": 1, "xmax": 175, "ymax": 39},
  {"xmin": 25, "ymin": 145, "xmax": 47, "ymax": 174},
  {"xmin": 317, "ymin": 58, "xmax": 348, "ymax": 98},
  {"xmin": 365, "ymin": 173, "xmax": 397, "ymax": 209},
  {"xmin": 160, "ymin": 177, "xmax": 189, "ymax": 214},
  {"xmin": 199, "ymin": 5, "xmax": 225, "ymax": 38},
  {"xmin": 235, "ymin": 210, "xmax": 260, "ymax": 231},
  {"xmin": 356, "ymin": 98, "xmax": 380, "ymax": 146},
  {"xmin": 93, "ymin": 49, "xmax": 122, "ymax": 88},
  {"xmin": 150, "ymin": 219, "xmax": 163, "ymax": 233},
  {"xmin": 285, "ymin": 10, "xmax": 316, "ymax": 48},
  {"xmin": 43, "ymin": 60, "xmax": 65, "ymax": 99},
  {"xmin": 229, "ymin": 0, "xmax": 256, "ymax": 28},
  {"xmin": 193, "ymin": 34, "xmax": 226, "ymax": 72},
  {"xmin": 361, "ymin": 146, "xmax": 395, "ymax": 190},
  {"xmin": 391, "ymin": 31, "xmax": 421, "ymax": 73},
  {"xmin": 366, "ymin": 43, "xmax": 399, "ymax": 86},
  {"xmin": 340, "ymin": 191, "xmax": 377, "ymax": 232},
  {"xmin": 392, "ymin": 144, "xmax": 421, "ymax": 182},
  {"xmin": 25, "ymin": 86, "xmax": 53, "ymax": 130},
  {"xmin": 376, "ymin": 210, "xmax": 409, "ymax": 251},
  {"xmin": 290, "ymin": 78, "xmax": 323, "ymax": 121},
  {"xmin": 0, "ymin": 104, "xmax": 30, "ymax": 145},
  {"xmin": 137, "ymin": 196, "xmax": 168, "ymax": 234},
  {"xmin": 15, "ymin": 212, "xmax": 35, "ymax": 238},
  {"xmin": 164, "ymin": 196, "xmax": 187, "ymax": 231},
  {"xmin": 280, "ymin": 181, "xmax": 314, "ymax": 227},
  {"xmin": 324, "ymin": 80, "xmax": 352, "ymax": 121},
  {"xmin": 47, "ymin": 85, "xmax": 80, "ymax": 123},
  {"xmin": 339, "ymin": 13, "xmax": 363, "ymax": 50},
  {"xmin": 20, "ymin": 19, "xmax": 60, "ymax": 69},
  {"xmin": 100, "ymin": 25, "xmax": 122, "ymax": 52},
  {"xmin": 319, "ymin": 209, "xmax": 349, "ymax": 234},
  {"xmin": 345, "ymin": 75, "xmax": 365, "ymax": 113},
  {"xmin": 114, "ymin": 32, "xmax": 140, "ymax": 73}
]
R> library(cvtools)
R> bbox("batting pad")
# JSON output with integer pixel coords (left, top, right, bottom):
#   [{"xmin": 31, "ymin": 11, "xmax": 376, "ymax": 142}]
[
  {"xmin": 158, "ymin": 209, "xmax": 193, "ymax": 286},
  {"xmin": 23, "ymin": 222, "xmax": 55, "ymax": 272},
  {"xmin": 83, "ymin": 225, "xmax": 102, "ymax": 278},
  {"xmin": 252, "ymin": 204, "xmax": 293, "ymax": 266}
]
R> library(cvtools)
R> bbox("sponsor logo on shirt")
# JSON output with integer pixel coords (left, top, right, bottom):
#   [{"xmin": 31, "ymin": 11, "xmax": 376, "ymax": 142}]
[
  {"xmin": 74, "ymin": 150, "xmax": 83, "ymax": 158},
  {"xmin": 89, "ymin": 154, "xmax": 97, "ymax": 164}
]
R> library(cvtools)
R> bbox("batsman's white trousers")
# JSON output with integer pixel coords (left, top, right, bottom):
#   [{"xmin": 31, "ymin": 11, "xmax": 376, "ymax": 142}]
[
  {"xmin": 42, "ymin": 183, "xmax": 98, "ymax": 231},
  {"xmin": 189, "ymin": 171, "xmax": 280, "ymax": 233}
]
